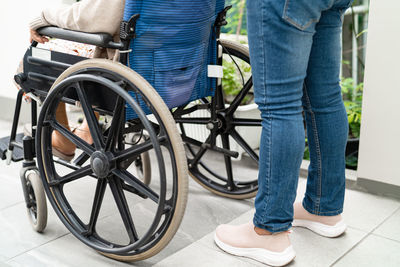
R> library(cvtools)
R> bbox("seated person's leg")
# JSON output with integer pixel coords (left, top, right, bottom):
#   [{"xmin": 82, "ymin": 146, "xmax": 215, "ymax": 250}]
[
  {"xmin": 52, "ymin": 103, "xmax": 76, "ymax": 160},
  {"xmin": 52, "ymin": 103, "xmax": 99, "ymax": 161}
]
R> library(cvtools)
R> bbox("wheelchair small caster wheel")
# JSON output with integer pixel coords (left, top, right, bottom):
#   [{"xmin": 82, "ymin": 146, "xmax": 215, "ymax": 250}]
[
  {"xmin": 24, "ymin": 171, "xmax": 48, "ymax": 232},
  {"xmin": 126, "ymin": 133, "xmax": 152, "ymax": 185},
  {"xmin": 134, "ymin": 151, "xmax": 151, "ymax": 185}
]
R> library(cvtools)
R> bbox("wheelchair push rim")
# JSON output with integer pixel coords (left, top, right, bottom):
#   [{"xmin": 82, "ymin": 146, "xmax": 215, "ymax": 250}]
[{"xmin": 36, "ymin": 59, "xmax": 188, "ymax": 261}]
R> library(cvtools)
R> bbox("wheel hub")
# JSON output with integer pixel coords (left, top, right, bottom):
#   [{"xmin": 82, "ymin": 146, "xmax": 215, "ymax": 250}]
[
  {"xmin": 216, "ymin": 112, "xmax": 232, "ymax": 132},
  {"xmin": 90, "ymin": 151, "xmax": 111, "ymax": 178}
]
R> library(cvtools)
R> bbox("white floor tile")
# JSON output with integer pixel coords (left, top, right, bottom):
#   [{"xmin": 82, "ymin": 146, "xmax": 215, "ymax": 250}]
[
  {"xmin": 154, "ymin": 242, "xmax": 260, "ymax": 267},
  {"xmin": 0, "ymin": 203, "xmax": 68, "ymax": 260},
  {"xmin": 373, "ymin": 207, "xmax": 400, "ymax": 242},
  {"xmin": 7, "ymin": 234, "xmax": 135, "ymax": 267},
  {"xmin": 342, "ymin": 189, "xmax": 400, "ymax": 232},
  {"xmin": 334, "ymin": 234, "xmax": 400, "ymax": 267}
]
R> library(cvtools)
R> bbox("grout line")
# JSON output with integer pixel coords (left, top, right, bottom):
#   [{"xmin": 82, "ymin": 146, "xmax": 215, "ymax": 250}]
[
  {"xmin": 330, "ymin": 205, "xmax": 400, "ymax": 266},
  {"xmin": 158, "ymin": 208, "xmax": 256, "ymax": 264},
  {"xmin": 370, "ymin": 233, "xmax": 400, "ymax": 244},
  {"xmin": 0, "ymin": 201, "xmax": 25, "ymax": 212},
  {"xmin": 5, "ymin": 233, "xmax": 70, "ymax": 263},
  {"xmin": 159, "ymin": 237, "xmax": 258, "ymax": 267},
  {"xmin": 346, "ymin": 225, "xmax": 368, "ymax": 233}
]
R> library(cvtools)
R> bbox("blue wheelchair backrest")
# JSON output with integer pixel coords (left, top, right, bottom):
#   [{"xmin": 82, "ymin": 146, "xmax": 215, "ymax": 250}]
[{"xmin": 124, "ymin": 0, "xmax": 225, "ymax": 119}]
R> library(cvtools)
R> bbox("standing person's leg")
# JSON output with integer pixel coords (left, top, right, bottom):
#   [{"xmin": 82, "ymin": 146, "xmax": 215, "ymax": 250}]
[
  {"xmin": 215, "ymin": 0, "xmax": 334, "ymax": 265},
  {"xmin": 293, "ymin": 1, "xmax": 353, "ymax": 237}
]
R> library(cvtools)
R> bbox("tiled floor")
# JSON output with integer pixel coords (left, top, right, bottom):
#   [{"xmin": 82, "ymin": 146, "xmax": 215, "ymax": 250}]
[
  {"xmin": 0, "ymin": 119, "xmax": 399, "ymax": 266},
  {"xmin": 154, "ymin": 180, "xmax": 400, "ymax": 267}
]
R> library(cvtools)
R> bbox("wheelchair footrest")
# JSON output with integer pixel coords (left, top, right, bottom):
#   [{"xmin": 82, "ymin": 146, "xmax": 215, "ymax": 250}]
[{"xmin": 0, "ymin": 133, "xmax": 25, "ymax": 162}]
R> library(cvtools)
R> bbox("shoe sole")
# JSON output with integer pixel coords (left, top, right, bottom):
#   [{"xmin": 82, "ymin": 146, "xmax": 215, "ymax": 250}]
[
  {"xmin": 214, "ymin": 233, "xmax": 296, "ymax": 266},
  {"xmin": 292, "ymin": 219, "xmax": 347, "ymax": 238},
  {"xmin": 52, "ymin": 147, "xmax": 75, "ymax": 162}
]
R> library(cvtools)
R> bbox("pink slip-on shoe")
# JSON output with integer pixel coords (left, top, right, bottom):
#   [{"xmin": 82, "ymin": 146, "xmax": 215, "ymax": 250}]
[
  {"xmin": 214, "ymin": 222, "xmax": 296, "ymax": 266},
  {"xmin": 293, "ymin": 202, "xmax": 347, "ymax": 238}
]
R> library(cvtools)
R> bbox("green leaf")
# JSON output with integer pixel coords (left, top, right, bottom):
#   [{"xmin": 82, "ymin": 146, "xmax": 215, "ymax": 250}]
[{"xmin": 356, "ymin": 29, "xmax": 368, "ymax": 39}]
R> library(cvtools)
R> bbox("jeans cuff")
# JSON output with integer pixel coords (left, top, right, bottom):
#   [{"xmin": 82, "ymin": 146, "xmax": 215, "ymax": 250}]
[
  {"xmin": 253, "ymin": 216, "xmax": 292, "ymax": 233},
  {"xmin": 302, "ymin": 199, "xmax": 343, "ymax": 216}
]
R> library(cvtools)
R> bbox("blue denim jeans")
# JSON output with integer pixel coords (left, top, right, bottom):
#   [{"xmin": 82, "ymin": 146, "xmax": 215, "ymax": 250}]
[{"xmin": 247, "ymin": 0, "xmax": 353, "ymax": 233}]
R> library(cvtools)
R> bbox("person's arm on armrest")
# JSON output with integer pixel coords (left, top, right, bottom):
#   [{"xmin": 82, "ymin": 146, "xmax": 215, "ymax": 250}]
[{"xmin": 29, "ymin": 0, "xmax": 125, "ymax": 43}]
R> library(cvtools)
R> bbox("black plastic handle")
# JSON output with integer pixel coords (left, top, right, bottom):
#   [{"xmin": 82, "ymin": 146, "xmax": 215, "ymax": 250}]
[{"xmin": 37, "ymin": 26, "xmax": 124, "ymax": 49}]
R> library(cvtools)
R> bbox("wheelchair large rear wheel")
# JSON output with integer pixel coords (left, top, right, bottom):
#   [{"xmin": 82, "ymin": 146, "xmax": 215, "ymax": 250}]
[
  {"xmin": 36, "ymin": 59, "xmax": 188, "ymax": 261},
  {"xmin": 175, "ymin": 40, "xmax": 260, "ymax": 199}
]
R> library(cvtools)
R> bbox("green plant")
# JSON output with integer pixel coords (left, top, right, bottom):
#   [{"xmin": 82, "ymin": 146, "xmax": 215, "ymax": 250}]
[
  {"xmin": 303, "ymin": 138, "xmax": 310, "ymax": 160},
  {"xmin": 341, "ymin": 77, "xmax": 363, "ymax": 138},
  {"xmin": 304, "ymin": 78, "xmax": 364, "ymax": 167},
  {"xmin": 222, "ymin": 0, "xmax": 248, "ymax": 35},
  {"xmin": 222, "ymin": 58, "xmax": 252, "ymax": 104}
]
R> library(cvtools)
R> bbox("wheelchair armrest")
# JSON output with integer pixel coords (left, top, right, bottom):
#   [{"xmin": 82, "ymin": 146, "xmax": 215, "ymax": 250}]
[{"xmin": 37, "ymin": 27, "xmax": 124, "ymax": 50}]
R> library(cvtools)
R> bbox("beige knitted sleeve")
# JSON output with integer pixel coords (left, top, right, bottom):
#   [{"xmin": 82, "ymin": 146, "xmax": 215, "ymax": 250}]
[{"xmin": 29, "ymin": 0, "xmax": 125, "ymax": 35}]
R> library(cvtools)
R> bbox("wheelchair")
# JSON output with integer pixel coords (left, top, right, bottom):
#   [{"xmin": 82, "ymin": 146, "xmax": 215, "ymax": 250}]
[{"xmin": 1, "ymin": 0, "xmax": 260, "ymax": 261}]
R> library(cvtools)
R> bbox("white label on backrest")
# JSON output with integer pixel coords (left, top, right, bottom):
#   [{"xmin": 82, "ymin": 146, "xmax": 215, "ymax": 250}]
[
  {"xmin": 32, "ymin": 47, "xmax": 51, "ymax": 61},
  {"xmin": 208, "ymin": 65, "xmax": 223, "ymax": 78}
]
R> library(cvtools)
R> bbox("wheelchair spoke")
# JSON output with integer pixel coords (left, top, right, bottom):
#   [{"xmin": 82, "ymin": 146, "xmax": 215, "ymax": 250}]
[
  {"xmin": 122, "ymin": 182, "xmax": 150, "ymax": 200},
  {"xmin": 112, "ymin": 169, "xmax": 159, "ymax": 203},
  {"xmin": 87, "ymin": 178, "xmax": 107, "ymax": 235},
  {"xmin": 109, "ymin": 177, "xmax": 139, "ymax": 243},
  {"xmin": 221, "ymin": 133, "xmax": 235, "ymax": 190},
  {"xmin": 187, "ymin": 135, "xmax": 211, "ymax": 167},
  {"xmin": 114, "ymin": 136, "xmax": 166, "ymax": 163},
  {"xmin": 73, "ymin": 151, "xmax": 91, "ymax": 166},
  {"xmin": 106, "ymin": 96, "xmax": 125, "ymax": 151},
  {"xmin": 231, "ymin": 118, "xmax": 262, "ymax": 127},
  {"xmin": 225, "ymin": 77, "xmax": 253, "ymax": 116},
  {"xmin": 181, "ymin": 134, "xmax": 204, "ymax": 148},
  {"xmin": 75, "ymin": 82, "xmax": 105, "ymax": 150},
  {"xmin": 49, "ymin": 165, "xmax": 93, "ymax": 186},
  {"xmin": 50, "ymin": 120, "xmax": 95, "ymax": 155},
  {"xmin": 174, "ymin": 117, "xmax": 210, "ymax": 125},
  {"xmin": 230, "ymin": 130, "xmax": 259, "ymax": 162}
]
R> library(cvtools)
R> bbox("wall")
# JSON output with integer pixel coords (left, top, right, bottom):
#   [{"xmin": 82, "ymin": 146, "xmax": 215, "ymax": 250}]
[
  {"xmin": 357, "ymin": 0, "xmax": 400, "ymax": 189},
  {"xmin": 0, "ymin": 1, "xmax": 63, "ymax": 121}
]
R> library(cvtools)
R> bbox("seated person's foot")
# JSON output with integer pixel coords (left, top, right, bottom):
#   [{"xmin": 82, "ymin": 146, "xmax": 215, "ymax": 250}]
[
  {"xmin": 50, "ymin": 114, "xmax": 98, "ymax": 161},
  {"xmin": 24, "ymin": 123, "xmax": 76, "ymax": 161},
  {"xmin": 72, "ymin": 123, "xmax": 94, "ymax": 145},
  {"xmin": 71, "ymin": 112, "xmax": 99, "ymax": 145},
  {"xmin": 214, "ymin": 222, "xmax": 296, "ymax": 266},
  {"xmin": 52, "ymin": 130, "xmax": 76, "ymax": 161},
  {"xmin": 293, "ymin": 202, "xmax": 346, "ymax": 237}
]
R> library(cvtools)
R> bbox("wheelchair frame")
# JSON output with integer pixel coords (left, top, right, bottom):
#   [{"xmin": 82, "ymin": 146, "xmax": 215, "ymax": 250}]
[{"xmin": 3, "ymin": 6, "xmax": 261, "ymax": 261}]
